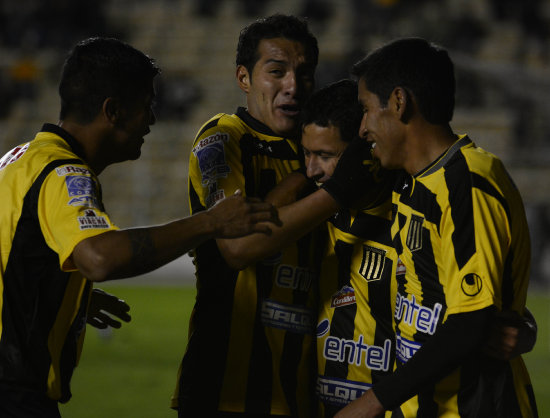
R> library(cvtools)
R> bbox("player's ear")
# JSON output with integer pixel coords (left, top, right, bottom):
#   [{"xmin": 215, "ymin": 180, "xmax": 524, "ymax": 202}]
[
  {"xmin": 392, "ymin": 87, "xmax": 410, "ymax": 122},
  {"xmin": 236, "ymin": 65, "xmax": 250, "ymax": 93},
  {"xmin": 103, "ymin": 97, "xmax": 121, "ymax": 124}
]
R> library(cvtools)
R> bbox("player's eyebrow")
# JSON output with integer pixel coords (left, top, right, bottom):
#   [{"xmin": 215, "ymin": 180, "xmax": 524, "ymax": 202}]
[{"xmin": 264, "ymin": 58, "xmax": 287, "ymax": 66}]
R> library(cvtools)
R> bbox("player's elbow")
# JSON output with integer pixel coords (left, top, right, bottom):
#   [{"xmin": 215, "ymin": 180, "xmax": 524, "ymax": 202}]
[
  {"xmin": 217, "ymin": 240, "xmax": 255, "ymax": 270},
  {"xmin": 72, "ymin": 235, "xmax": 119, "ymax": 282},
  {"xmin": 221, "ymin": 249, "xmax": 251, "ymax": 271}
]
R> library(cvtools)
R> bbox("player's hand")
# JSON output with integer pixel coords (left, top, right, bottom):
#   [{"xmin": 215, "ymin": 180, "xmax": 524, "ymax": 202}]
[
  {"xmin": 483, "ymin": 308, "xmax": 537, "ymax": 360},
  {"xmin": 87, "ymin": 288, "xmax": 131, "ymax": 329},
  {"xmin": 334, "ymin": 389, "xmax": 385, "ymax": 418},
  {"xmin": 321, "ymin": 138, "xmax": 392, "ymax": 209},
  {"xmin": 206, "ymin": 190, "xmax": 282, "ymax": 238}
]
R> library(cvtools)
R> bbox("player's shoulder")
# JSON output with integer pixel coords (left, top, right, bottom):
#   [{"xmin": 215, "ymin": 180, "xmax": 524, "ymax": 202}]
[{"xmin": 192, "ymin": 111, "xmax": 247, "ymax": 148}]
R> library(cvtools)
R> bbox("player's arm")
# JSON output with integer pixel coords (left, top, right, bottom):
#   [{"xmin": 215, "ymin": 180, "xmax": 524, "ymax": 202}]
[
  {"xmin": 216, "ymin": 139, "xmax": 376, "ymax": 270},
  {"xmin": 217, "ymin": 180, "xmax": 339, "ymax": 270},
  {"xmin": 72, "ymin": 192, "xmax": 280, "ymax": 282},
  {"xmin": 335, "ymin": 307, "xmax": 495, "ymax": 418}
]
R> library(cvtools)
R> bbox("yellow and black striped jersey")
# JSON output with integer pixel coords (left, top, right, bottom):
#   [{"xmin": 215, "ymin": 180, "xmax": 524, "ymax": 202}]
[
  {"xmin": 0, "ymin": 124, "xmax": 118, "ymax": 402},
  {"xmin": 173, "ymin": 108, "xmax": 323, "ymax": 417},
  {"xmin": 316, "ymin": 200, "xmax": 397, "ymax": 418},
  {"xmin": 391, "ymin": 135, "xmax": 536, "ymax": 417}
]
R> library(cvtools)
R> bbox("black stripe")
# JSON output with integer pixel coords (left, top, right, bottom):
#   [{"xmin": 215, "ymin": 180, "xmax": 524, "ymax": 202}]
[
  {"xmin": 329, "ymin": 210, "xmax": 352, "ymax": 233},
  {"xmin": 177, "ymin": 239, "xmax": 239, "ymax": 414},
  {"xmin": 280, "ymin": 229, "xmax": 321, "ymax": 416},
  {"xmin": 351, "ymin": 211, "xmax": 392, "ymax": 246},
  {"xmin": 245, "ymin": 257, "xmax": 275, "ymax": 413},
  {"xmin": 369, "ymin": 256, "xmax": 395, "ymax": 384},
  {"xmin": 411, "ymin": 227, "xmax": 446, "ymax": 315},
  {"xmin": 245, "ymin": 167, "xmax": 279, "ymax": 413},
  {"xmin": 59, "ymin": 280, "xmax": 92, "ymax": 402},
  {"xmin": 471, "ymin": 173, "xmax": 510, "ymax": 222},
  {"xmin": 195, "ymin": 117, "xmax": 221, "ymax": 139},
  {"xmin": 445, "ymin": 152, "xmax": 476, "ymax": 270},
  {"xmin": 0, "ymin": 158, "xmax": 84, "ymax": 399},
  {"xmin": 324, "ymin": 240, "xmax": 356, "ymax": 379},
  {"xmin": 401, "ymin": 181, "xmax": 442, "ymax": 229}
]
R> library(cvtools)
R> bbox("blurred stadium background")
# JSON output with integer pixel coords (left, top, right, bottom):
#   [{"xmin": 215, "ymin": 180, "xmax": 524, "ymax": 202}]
[{"xmin": 1, "ymin": 0, "xmax": 549, "ymax": 416}]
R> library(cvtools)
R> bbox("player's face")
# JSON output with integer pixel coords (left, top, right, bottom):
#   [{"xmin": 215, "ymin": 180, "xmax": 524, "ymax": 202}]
[
  {"xmin": 358, "ymin": 79, "xmax": 405, "ymax": 169},
  {"xmin": 112, "ymin": 86, "xmax": 156, "ymax": 162},
  {"xmin": 301, "ymin": 123, "xmax": 348, "ymax": 187},
  {"xmin": 238, "ymin": 38, "xmax": 315, "ymax": 137}
]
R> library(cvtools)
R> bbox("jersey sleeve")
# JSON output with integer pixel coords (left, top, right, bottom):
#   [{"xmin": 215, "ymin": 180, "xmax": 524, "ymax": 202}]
[
  {"xmin": 188, "ymin": 117, "xmax": 245, "ymax": 211},
  {"xmin": 38, "ymin": 163, "xmax": 119, "ymax": 271},
  {"xmin": 441, "ymin": 184, "xmax": 510, "ymax": 316}
]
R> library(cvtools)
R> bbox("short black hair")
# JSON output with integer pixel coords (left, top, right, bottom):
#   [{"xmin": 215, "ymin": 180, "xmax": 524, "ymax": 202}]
[
  {"xmin": 352, "ymin": 37, "xmax": 455, "ymax": 124},
  {"xmin": 59, "ymin": 37, "xmax": 160, "ymax": 123},
  {"xmin": 301, "ymin": 79, "xmax": 362, "ymax": 143},
  {"xmin": 236, "ymin": 14, "xmax": 319, "ymax": 75}
]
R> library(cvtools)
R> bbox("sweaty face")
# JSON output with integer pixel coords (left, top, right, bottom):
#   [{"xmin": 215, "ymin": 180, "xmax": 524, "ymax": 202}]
[
  {"xmin": 358, "ymin": 80, "xmax": 405, "ymax": 169},
  {"xmin": 239, "ymin": 38, "xmax": 315, "ymax": 137},
  {"xmin": 301, "ymin": 123, "xmax": 348, "ymax": 186},
  {"xmin": 112, "ymin": 86, "xmax": 156, "ymax": 162}
]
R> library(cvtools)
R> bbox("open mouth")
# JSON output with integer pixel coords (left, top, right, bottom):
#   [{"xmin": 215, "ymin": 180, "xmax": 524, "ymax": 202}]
[{"xmin": 279, "ymin": 104, "xmax": 299, "ymax": 116}]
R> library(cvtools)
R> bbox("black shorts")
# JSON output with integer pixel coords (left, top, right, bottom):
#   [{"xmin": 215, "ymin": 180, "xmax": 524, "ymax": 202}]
[{"xmin": 0, "ymin": 385, "xmax": 60, "ymax": 418}]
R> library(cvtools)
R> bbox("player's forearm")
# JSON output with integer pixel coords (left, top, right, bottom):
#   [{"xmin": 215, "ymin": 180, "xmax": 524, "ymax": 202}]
[
  {"xmin": 73, "ymin": 213, "xmax": 219, "ymax": 281},
  {"xmin": 218, "ymin": 188, "xmax": 338, "ymax": 270},
  {"xmin": 372, "ymin": 307, "xmax": 494, "ymax": 410}
]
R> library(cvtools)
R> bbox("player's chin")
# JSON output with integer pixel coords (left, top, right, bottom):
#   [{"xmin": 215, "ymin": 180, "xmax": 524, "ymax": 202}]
[
  {"xmin": 275, "ymin": 117, "xmax": 300, "ymax": 137},
  {"xmin": 127, "ymin": 148, "xmax": 142, "ymax": 161}
]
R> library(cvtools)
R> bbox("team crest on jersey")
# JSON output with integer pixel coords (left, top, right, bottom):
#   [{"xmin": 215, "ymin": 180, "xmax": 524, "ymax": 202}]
[
  {"xmin": 65, "ymin": 175, "xmax": 95, "ymax": 196},
  {"xmin": 0, "ymin": 143, "xmax": 29, "ymax": 170},
  {"xmin": 406, "ymin": 215, "xmax": 424, "ymax": 251},
  {"xmin": 358, "ymin": 245, "xmax": 386, "ymax": 282},
  {"xmin": 331, "ymin": 285, "xmax": 356, "ymax": 308},
  {"xmin": 193, "ymin": 133, "xmax": 231, "ymax": 185},
  {"xmin": 77, "ymin": 209, "xmax": 109, "ymax": 230},
  {"xmin": 461, "ymin": 273, "xmax": 483, "ymax": 296}
]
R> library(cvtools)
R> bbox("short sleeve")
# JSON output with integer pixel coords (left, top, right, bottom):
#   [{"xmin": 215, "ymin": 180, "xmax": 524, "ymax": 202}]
[
  {"xmin": 188, "ymin": 120, "xmax": 245, "ymax": 210},
  {"xmin": 441, "ymin": 186, "xmax": 510, "ymax": 315},
  {"xmin": 38, "ymin": 163, "xmax": 119, "ymax": 271}
]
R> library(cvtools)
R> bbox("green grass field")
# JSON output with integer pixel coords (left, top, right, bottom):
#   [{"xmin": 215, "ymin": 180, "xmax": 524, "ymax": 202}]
[{"xmin": 59, "ymin": 284, "xmax": 550, "ymax": 418}]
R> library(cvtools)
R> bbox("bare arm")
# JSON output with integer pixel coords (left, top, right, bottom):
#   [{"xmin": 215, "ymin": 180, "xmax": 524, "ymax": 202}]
[
  {"xmin": 72, "ymin": 192, "xmax": 280, "ymax": 282},
  {"xmin": 216, "ymin": 173, "xmax": 339, "ymax": 270}
]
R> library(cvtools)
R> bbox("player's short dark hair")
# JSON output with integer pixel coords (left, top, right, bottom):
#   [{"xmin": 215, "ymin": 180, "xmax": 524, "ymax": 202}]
[
  {"xmin": 236, "ymin": 14, "xmax": 318, "ymax": 75},
  {"xmin": 301, "ymin": 79, "xmax": 362, "ymax": 143},
  {"xmin": 59, "ymin": 37, "xmax": 160, "ymax": 123},
  {"xmin": 352, "ymin": 37, "xmax": 455, "ymax": 124}
]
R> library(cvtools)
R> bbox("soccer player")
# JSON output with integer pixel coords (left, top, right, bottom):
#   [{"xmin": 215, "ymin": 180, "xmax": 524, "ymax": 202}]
[
  {"xmin": 0, "ymin": 37, "xmax": 279, "ymax": 418},
  {"xmin": 298, "ymin": 80, "xmax": 397, "ymax": 417},
  {"xmin": 335, "ymin": 37, "xmax": 538, "ymax": 417},
  {"xmin": 172, "ymin": 14, "xmax": 329, "ymax": 418}
]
